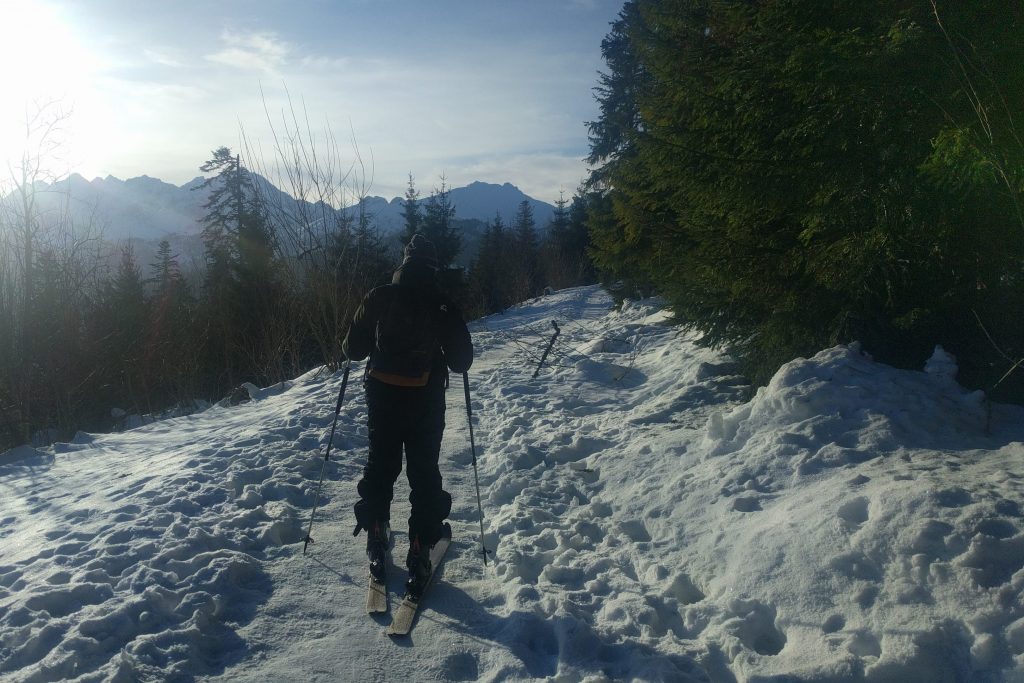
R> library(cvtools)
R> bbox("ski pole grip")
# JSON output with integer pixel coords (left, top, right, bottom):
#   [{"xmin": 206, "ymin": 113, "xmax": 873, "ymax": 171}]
[{"xmin": 462, "ymin": 372, "xmax": 472, "ymax": 419}]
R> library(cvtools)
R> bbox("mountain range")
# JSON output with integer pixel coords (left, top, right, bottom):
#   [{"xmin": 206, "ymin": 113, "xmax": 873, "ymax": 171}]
[{"xmin": 27, "ymin": 174, "xmax": 558, "ymax": 244}]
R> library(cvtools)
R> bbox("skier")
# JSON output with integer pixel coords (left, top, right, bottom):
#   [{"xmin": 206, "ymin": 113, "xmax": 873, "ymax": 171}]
[{"xmin": 342, "ymin": 233, "xmax": 473, "ymax": 597}]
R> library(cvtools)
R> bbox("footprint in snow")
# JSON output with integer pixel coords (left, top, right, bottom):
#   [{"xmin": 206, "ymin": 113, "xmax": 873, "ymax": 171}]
[
  {"xmin": 959, "ymin": 533, "xmax": 1024, "ymax": 589},
  {"xmin": 856, "ymin": 584, "xmax": 879, "ymax": 609},
  {"xmin": 975, "ymin": 518, "xmax": 1017, "ymax": 539},
  {"xmin": 616, "ymin": 519, "xmax": 652, "ymax": 543},
  {"xmin": 666, "ymin": 571, "xmax": 705, "ymax": 605},
  {"xmin": 829, "ymin": 550, "xmax": 883, "ymax": 582},
  {"xmin": 548, "ymin": 436, "xmax": 611, "ymax": 465},
  {"xmin": 995, "ymin": 499, "xmax": 1022, "ymax": 517},
  {"xmin": 907, "ymin": 519, "xmax": 954, "ymax": 560},
  {"xmin": 822, "ymin": 614, "xmax": 845, "ymax": 634},
  {"xmin": 846, "ymin": 629, "xmax": 882, "ymax": 658},
  {"xmin": 848, "ymin": 474, "xmax": 870, "ymax": 487},
  {"xmin": 24, "ymin": 583, "xmax": 113, "ymax": 618},
  {"xmin": 725, "ymin": 598, "xmax": 787, "ymax": 656},
  {"xmin": 837, "ymin": 497, "xmax": 870, "ymax": 528},
  {"xmin": 440, "ymin": 652, "xmax": 479, "ymax": 681},
  {"xmin": 636, "ymin": 594, "xmax": 689, "ymax": 638},
  {"xmin": 933, "ymin": 487, "xmax": 972, "ymax": 508},
  {"xmin": 44, "ymin": 571, "xmax": 73, "ymax": 586},
  {"xmin": 732, "ymin": 497, "xmax": 761, "ymax": 513},
  {"xmin": 0, "ymin": 566, "xmax": 23, "ymax": 589}
]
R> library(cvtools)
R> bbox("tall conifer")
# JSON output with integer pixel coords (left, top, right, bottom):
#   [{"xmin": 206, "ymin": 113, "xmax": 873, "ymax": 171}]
[{"xmin": 587, "ymin": 0, "xmax": 1024, "ymax": 396}]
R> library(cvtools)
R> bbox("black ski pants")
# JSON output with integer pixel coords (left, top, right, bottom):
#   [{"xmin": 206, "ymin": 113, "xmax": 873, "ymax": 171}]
[{"xmin": 354, "ymin": 377, "xmax": 452, "ymax": 546}]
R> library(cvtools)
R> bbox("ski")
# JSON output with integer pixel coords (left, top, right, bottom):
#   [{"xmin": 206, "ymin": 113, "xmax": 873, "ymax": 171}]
[
  {"xmin": 386, "ymin": 524, "xmax": 452, "ymax": 636},
  {"xmin": 366, "ymin": 523, "xmax": 391, "ymax": 614},
  {"xmin": 367, "ymin": 575, "xmax": 388, "ymax": 613}
]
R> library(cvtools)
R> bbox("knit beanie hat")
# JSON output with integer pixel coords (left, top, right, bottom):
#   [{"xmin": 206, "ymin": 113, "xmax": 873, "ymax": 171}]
[{"xmin": 403, "ymin": 233, "xmax": 438, "ymax": 269}]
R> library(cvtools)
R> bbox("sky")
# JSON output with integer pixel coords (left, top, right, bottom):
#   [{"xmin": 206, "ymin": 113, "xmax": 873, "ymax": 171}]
[{"xmin": 0, "ymin": 0, "xmax": 623, "ymax": 204}]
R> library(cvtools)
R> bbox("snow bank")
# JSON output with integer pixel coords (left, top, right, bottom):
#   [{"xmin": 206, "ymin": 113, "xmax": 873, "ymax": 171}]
[
  {"xmin": 464, "ymin": 290, "xmax": 1024, "ymax": 681},
  {"xmin": 691, "ymin": 343, "xmax": 1022, "ymax": 682},
  {"xmin": 0, "ymin": 374, "xmax": 334, "ymax": 681},
  {"xmin": 0, "ymin": 446, "xmax": 52, "ymax": 468},
  {"xmin": 706, "ymin": 342, "xmax": 989, "ymax": 470}
]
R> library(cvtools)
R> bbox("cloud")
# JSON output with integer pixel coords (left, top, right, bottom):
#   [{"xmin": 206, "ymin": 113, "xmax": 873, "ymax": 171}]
[
  {"xmin": 299, "ymin": 54, "xmax": 355, "ymax": 72},
  {"xmin": 144, "ymin": 49, "xmax": 184, "ymax": 68},
  {"xmin": 206, "ymin": 30, "xmax": 289, "ymax": 74},
  {"xmin": 52, "ymin": 2, "xmax": 621, "ymax": 206}
]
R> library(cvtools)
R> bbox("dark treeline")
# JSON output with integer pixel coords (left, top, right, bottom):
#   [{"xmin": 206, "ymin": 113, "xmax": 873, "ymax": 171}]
[
  {"xmin": 587, "ymin": 0, "xmax": 1024, "ymax": 402},
  {"xmin": 468, "ymin": 192, "xmax": 596, "ymax": 316},
  {"xmin": 0, "ymin": 137, "xmax": 596, "ymax": 450}
]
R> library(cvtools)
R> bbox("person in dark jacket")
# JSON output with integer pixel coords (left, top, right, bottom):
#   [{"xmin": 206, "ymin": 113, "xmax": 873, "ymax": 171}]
[{"xmin": 342, "ymin": 234, "xmax": 473, "ymax": 594}]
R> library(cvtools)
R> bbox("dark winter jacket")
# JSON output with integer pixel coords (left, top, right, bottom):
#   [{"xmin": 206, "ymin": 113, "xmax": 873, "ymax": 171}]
[{"xmin": 341, "ymin": 261, "xmax": 473, "ymax": 388}]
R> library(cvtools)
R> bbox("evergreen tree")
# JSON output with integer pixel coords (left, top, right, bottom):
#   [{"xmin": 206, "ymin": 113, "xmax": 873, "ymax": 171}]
[
  {"xmin": 471, "ymin": 212, "xmax": 513, "ymax": 314},
  {"xmin": 511, "ymin": 199, "xmax": 540, "ymax": 301},
  {"xmin": 400, "ymin": 173, "xmax": 422, "ymax": 243},
  {"xmin": 148, "ymin": 240, "xmax": 182, "ymax": 297},
  {"xmin": 549, "ymin": 193, "xmax": 570, "ymax": 239},
  {"xmin": 194, "ymin": 146, "xmax": 286, "ymax": 388},
  {"xmin": 587, "ymin": 0, "xmax": 1024, "ymax": 397},
  {"xmin": 29, "ymin": 248, "xmax": 91, "ymax": 432},
  {"xmin": 112, "ymin": 242, "xmax": 146, "ymax": 314},
  {"xmin": 585, "ymin": 1, "xmax": 657, "ymax": 294},
  {"xmin": 353, "ymin": 207, "xmax": 396, "ymax": 293},
  {"xmin": 145, "ymin": 239, "xmax": 195, "ymax": 403},
  {"xmin": 420, "ymin": 178, "xmax": 462, "ymax": 270},
  {"xmin": 565, "ymin": 193, "xmax": 596, "ymax": 285},
  {"xmin": 198, "ymin": 148, "xmax": 252, "ymax": 241},
  {"xmin": 543, "ymin": 191, "xmax": 596, "ymax": 289},
  {"xmin": 196, "ymin": 147, "xmax": 253, "ymax": 289},
  {"xmin": 104, "ymin": 243, "xmax": 150, "ymax": 411}
]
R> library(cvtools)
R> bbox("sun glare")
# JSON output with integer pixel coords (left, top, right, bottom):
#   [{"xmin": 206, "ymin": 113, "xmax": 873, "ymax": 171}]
[{"xmin": 0, "ymin": 1, "xmax": 100, "ymax": 176}]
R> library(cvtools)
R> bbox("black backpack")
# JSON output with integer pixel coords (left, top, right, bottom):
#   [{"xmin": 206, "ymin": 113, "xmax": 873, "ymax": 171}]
[{"xmin": 369, "ymin": 287, "xmax": 442, "ymax": 386}]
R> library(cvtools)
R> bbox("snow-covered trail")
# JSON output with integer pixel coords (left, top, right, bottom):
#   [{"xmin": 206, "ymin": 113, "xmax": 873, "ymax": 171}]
[
  {"xmin": 3, "ymin": 285, "xmax": 1024, "ymax": 682},
  {"xmin": 0, "ymin": 373, "xmax": 351, "ymax": 682},
  {"xmin": 0, "ymin": 286, "xmax": 638, "ymax": 682}
]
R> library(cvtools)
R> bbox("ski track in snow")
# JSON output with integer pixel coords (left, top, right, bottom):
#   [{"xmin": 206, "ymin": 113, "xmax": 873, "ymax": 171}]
[{"xmin": 2, "ymin": 284, "xmax": 1024, "ymax": 682}]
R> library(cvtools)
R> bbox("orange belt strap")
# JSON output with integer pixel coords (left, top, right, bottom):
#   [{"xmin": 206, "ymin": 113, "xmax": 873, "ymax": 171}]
[{"xmin": 367, "ymin": 369, "xmax": 431, "ymax": 387}]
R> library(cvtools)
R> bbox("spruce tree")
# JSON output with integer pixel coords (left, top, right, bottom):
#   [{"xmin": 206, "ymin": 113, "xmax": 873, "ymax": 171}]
[
  {"xmin": 196, "ymin": 148, "xmax": 253, "ymax": 284},
  {"xmin": 148, "ymin": 240, "xmax": 182, "ymax": 296},
  {"xmin": 106, "ymin": 243, "xmax": 150, "ymax": 411},
  {"xmin": 353, "ymin": 207, "xmax": 395, "ymax": 292},
  {"xmin": 587, "ymin": 0, "xmax": 1024, "ymax": 396},
  {"xmin": 145, "ymin": 240, "xmax": 196, "ymax": 405},
  {"xmin": 400, "ymin": 173, "xmax": 422, "ymax": 244},
  {"xmin": 194, "ymin": 146, "xmax": 284, "ymax": 389},
  {"xmin": 565, "ymin": 193, "xmax": 596, "ymax": 285},
  {"xmin": 511, "ymin": 199, "xmax": 540, "ymax": 301},
  {"xmin": 420, "ymin": 178, "xmax": 461, "ymax": 270},
  {"xmin": 542, "ymin": 191, "xmax": 597, "ymax": 290},
  {"xmin": 471, "ymin": 212, "xmax": 512, "ymax": 314}
]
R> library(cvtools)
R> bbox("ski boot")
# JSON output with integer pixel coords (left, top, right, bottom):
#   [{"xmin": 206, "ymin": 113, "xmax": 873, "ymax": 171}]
[
  {"xmin": 367, "ymin": 521, "xmax": 390, "ymax": 583},
  {"xmin": 404, "ymin": 535, "xmax": 433, "ymax": 601}
]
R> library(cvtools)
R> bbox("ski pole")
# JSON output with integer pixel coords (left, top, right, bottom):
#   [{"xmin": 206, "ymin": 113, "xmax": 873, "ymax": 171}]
[
  {"xmin": 462, "ymin": 371, "xmax": 490, "ymax": 566},
  {"xmin": 302, "ymin": 360, "xmax": 351, "ymax": 555},
  {"xmin": 532, "ymin": 320, "xmax": 560, "ymax": 378}
]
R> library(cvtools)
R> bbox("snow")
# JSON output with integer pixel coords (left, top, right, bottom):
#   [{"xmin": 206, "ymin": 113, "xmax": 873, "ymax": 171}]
[{"xmin": 2, "ymin": 284, "xmax": 1023, "ymax": 682}]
